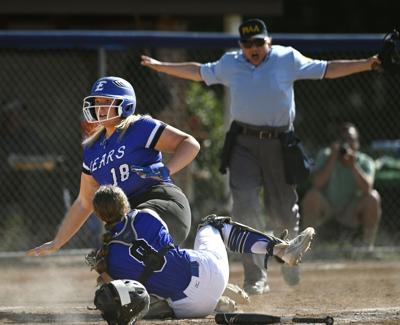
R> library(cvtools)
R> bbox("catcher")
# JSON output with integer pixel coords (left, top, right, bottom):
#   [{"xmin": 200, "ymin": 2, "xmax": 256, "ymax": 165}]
[{"xmin": 87, "ymin": 184, "xmax": 315, "ymax": 321}]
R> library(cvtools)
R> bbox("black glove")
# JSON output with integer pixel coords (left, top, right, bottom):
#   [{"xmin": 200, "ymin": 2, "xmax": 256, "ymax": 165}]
[{"xmin": 378, "ymin": 29, "xmax": 400, "ymax": 74}]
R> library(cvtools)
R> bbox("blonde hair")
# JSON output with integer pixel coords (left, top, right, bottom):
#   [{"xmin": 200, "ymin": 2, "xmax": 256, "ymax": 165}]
[
  {"xmin": 82, "ymin": 114, "xmax": 147, "ymax": 147},
  {"xmin": 93, "ymin": 185, "xmax": 131, "ymax": 224}
]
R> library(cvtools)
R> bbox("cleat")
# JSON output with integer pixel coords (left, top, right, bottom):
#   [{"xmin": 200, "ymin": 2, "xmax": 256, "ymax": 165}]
[
  {"xmin": 274, "ymin": 229, "xmax": 289, "ymax": 264},
  {"xmin": 215, "ymin": 295, "xmax": 237, "ymax": 313},
  {"xmin": 274, "ymin": 227, "xmax": 315, "ymax": 266},
  {"xmin": 223, "ymin": 283, "xmax": 250, "ymax": 305}
]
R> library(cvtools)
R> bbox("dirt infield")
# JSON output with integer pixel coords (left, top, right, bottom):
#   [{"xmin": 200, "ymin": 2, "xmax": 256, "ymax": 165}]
[{"xmin": 0, "ymin": 253, "xmax": 399, "ymax": 325}]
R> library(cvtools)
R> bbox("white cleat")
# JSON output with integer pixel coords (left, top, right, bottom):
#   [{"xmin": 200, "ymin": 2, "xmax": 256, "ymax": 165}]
[{"xmin": 274, "ymin": 227, "xmax": 316, "ymax": 266}]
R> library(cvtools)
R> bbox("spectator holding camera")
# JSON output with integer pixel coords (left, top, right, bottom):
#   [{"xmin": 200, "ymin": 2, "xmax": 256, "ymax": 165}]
[{"xmin": 301, "ymin": 123, "xmax": 381, "ymax": 251}]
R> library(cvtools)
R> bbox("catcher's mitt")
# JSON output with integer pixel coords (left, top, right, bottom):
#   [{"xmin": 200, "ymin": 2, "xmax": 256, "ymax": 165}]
[
  {"xmin": 85, "ymin": 232, "xmax": 112, "ymax": 274},
  {"xmin": 378, "ymin": 29, "xmax": 400, "ymax": 74},
  {"xmin": 85, "ymin": 247, "xmax": 108, "ymax": 274}
]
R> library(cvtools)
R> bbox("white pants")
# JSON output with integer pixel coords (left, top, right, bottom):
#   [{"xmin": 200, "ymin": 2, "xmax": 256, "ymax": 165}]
[{"xmin": 168, "ymin": 225, "xmax": 230, "ymax": 318}]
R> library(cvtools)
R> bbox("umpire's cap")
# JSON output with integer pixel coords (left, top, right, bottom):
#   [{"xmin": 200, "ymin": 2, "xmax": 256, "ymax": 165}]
[{"xmin": 239, "ymin": 18, "xmax": 268, "ymax": 41}]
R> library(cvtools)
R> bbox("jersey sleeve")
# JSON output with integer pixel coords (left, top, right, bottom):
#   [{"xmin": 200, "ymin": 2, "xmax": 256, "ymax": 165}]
[
  {"xmin": 82, "ymin": 149, "xmax": 91, "ymax": 175},
  {"xmin": 82, "ymin": 162, "xmax": 91, "ymax": 175},
  {"xmin": 291, "ymin": 47, "xmax": 328, "ymax": 80},
  {"xmin": 134, "ymin": 117, "xmax": 167, "ymax": 149}
]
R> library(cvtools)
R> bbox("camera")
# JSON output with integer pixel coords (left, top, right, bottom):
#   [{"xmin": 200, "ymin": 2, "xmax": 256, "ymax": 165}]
[{"xmin": 339, "ymin": 142, "xmax": 351, "ymax": 156}]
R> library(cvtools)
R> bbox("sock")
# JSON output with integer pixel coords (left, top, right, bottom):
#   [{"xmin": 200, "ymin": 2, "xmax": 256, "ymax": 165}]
[{"xmin": 221, "ymin": 224, "xmax": 276, "ymax": 256}]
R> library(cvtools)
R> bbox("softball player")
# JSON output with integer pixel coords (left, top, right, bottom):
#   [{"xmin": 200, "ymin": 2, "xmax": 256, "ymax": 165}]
[
  {"xmin": 27, "ymin": 76, "xmax": 199, "ymax": 257},
  {"xmin": 91, "ymin": 185, "xmax": 315, "ymax": 318}
]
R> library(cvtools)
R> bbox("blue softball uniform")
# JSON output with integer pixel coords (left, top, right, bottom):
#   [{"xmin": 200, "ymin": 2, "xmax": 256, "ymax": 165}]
[
  {"xmin": 106, "ymin": 209, "xmax": 230, "ymax": 318},
  {"xmin": 82, "ymin": 117, "xmax": 172, "ymax": 198},
  {"xmin": 106, "ymin": 209, "xmax": 194, "ymax": 300}
]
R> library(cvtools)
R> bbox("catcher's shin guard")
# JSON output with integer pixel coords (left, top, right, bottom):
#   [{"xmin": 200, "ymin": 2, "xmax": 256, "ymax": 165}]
[{"xmin": 198, "ymin": 214, "xmax": 283, "ymax": 268}]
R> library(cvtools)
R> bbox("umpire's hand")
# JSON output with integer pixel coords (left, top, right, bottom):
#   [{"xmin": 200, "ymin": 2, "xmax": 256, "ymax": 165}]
[{"xmin": 141, "ymin": 55, "xmax": 162, "ymax": 69}]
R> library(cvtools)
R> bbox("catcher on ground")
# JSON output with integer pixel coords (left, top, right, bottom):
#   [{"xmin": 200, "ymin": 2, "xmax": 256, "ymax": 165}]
[{"xmin": 87, "ymin": 184, "xmax": 315, "ymax": 321}]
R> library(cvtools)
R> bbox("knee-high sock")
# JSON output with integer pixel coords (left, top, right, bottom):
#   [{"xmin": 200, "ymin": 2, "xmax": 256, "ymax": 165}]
[{"xmin": 221, "ymin": 223, "xmax": 279, "ymax": 256}]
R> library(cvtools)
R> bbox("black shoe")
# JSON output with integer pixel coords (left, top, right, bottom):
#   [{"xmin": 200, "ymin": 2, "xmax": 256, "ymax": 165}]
[{"xmin": 243, "ymin": 279, "xmax": 270, "ymax": 295}]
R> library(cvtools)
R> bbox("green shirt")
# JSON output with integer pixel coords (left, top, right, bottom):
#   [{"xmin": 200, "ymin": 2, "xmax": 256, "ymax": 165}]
[{"xmin": 314, "ymin": 148, "xmax": 376, "ymax": 210}]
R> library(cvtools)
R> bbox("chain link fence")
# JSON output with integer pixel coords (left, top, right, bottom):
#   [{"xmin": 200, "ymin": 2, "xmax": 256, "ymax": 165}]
[{"xmin": 0, "ymin": 32, "xmax": 399, "ymax": 252}]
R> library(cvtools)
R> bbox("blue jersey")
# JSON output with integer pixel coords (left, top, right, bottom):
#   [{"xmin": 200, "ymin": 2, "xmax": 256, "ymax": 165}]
[
  {"xmin": 82, "ymin": 117, "xmax": 172, "ymax": 197},
  {"xmin": 106, "ymin": 209, "xmax": 194, "ymax": 300}
]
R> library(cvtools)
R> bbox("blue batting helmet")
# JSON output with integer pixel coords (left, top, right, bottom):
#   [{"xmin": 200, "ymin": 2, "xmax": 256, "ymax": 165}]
[{"xmin": 83, "ymin": 76, "xmax": 136, "ymax": 123}]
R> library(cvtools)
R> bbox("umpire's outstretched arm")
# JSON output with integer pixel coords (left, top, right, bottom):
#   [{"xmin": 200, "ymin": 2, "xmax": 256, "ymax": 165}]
[
  {"xmin": 141, "ymin": 55, "xmax": 203, "ymax": 81},
  {"xmin": 324, "ymin": 55, "xmax": 380, "ymax": 78}
]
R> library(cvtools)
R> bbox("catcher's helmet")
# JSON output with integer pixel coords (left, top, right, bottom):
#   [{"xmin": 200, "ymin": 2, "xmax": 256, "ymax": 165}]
[
  {"xmin": 83, "ymin": 76, "xmax": 136, "ymax": 123},
  {"xmin": 94, "ymin": 279, "xmax": 150, "ymax": 325}
]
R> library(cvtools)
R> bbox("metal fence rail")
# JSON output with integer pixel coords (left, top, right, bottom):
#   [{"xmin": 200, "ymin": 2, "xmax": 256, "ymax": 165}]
[{"xmin": 1, "ymin": 31, "xmax": 399, "ymax": 252}]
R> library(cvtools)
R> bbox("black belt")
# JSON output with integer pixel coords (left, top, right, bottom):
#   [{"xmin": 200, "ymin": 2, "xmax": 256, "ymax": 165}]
[{"xmin": 241, "ymin": 127, "xmax": 283, "ymax": 139}]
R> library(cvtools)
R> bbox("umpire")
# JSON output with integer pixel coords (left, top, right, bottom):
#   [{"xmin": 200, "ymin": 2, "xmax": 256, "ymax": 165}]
[{"xmin": 141, "ymin": 18, "xmax": 381, "ymax": 295}]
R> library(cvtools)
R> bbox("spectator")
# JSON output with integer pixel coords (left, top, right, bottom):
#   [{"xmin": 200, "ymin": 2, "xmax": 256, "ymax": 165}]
[
  {"xmin": 301, "ymin": 122, "xmax": 381, "ymax": 251},
  {"xmin": 140, "ymin": 18, "xmax": 381, "ymax": 294}
]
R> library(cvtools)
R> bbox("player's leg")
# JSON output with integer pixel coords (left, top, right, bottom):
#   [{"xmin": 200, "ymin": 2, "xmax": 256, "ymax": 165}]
[
  {"xmin": 194, "ymin": 225, "xmax": 249, "ymax": 313},
  {"xmin": 193, "ymin": 223, "xmax": 229, "ymax": 265},
  {"xmin": 170, "ymin": 225, "xmax": 230, "ymax": 318},
  {"xmin": 146, "ymin": 226, "xmax": 230, "ymax": 320},
  {"xmin": 130, "ymin": 183, "xmax": 191, "ymax": 245},
  {"xmin": 199, "ymin": 215, "xmax": 315, "ymax": 267}
]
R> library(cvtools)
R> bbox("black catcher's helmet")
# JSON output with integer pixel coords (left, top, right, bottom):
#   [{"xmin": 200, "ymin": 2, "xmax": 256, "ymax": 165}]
[{"xmin": 94, "ymin": 279, "xmax": 150, "ymax": 325}]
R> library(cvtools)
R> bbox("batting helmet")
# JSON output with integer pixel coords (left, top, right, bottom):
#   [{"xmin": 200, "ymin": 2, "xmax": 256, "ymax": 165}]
[
  {"xmin": 83, "ymin": 76, "xmax": 137, "ymax": 123},
  {"xmin": 94, "ymin": 279, "xmax": 150, "ymax": 325}
]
